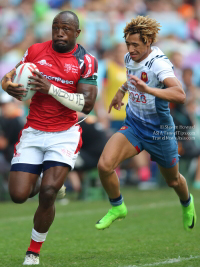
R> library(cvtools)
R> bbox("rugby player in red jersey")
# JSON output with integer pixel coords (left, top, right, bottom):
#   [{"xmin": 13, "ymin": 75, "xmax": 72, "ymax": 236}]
[{"xmin": 1, "ymin": 11, "xmax": 98, "ymax": 265}]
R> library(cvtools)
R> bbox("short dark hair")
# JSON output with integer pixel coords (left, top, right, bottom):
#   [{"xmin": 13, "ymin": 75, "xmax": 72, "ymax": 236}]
[{"xmin": 57, "ymin": 11, "xmax": 79, "ymax": 29}]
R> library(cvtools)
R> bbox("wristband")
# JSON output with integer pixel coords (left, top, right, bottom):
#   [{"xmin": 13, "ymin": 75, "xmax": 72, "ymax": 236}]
[
  {"xmin": 119, "ymin": 87, "xmax": 127, "ymax": 94},
  {"xmin": 121, "ymin": 84, "xmax": 128, "ymax": 91}
]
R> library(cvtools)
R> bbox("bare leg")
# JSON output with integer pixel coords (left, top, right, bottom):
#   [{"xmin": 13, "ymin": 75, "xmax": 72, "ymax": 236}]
[
  {"xmin": 98, "ymin": 132, "xmax": 139, "ymax": 199},
  {"xmin": 33, "ymin": 166, "xmax": 70, "ymax": 233},
  {"xmin": 9, "ymin": 171, "xmax": 39, "ymax": 203},
  {"xmin": 158, "ymin": 163, "xmax": 189, "ymax": 201}
]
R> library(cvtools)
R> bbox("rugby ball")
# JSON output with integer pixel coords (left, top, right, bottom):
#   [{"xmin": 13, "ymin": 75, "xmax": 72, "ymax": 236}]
[{"xmin": 13, "ymin": 63, "xmax": 39, "ymax": 101}]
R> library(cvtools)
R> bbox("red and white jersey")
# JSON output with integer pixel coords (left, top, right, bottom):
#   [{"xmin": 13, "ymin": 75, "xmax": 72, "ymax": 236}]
[{"xmin": 21, "ymin": 40, "xmax": 98, "ymax": 132}]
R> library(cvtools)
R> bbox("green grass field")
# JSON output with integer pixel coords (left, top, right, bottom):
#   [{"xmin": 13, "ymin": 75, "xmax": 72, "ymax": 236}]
[{"xmin": 0, "ymin": 187, "xmax": 199, "ymax": 267}]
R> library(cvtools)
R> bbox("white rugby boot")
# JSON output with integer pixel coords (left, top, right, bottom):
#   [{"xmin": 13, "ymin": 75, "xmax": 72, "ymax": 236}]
[{"xmin": 23, "ymin": 253, "xmax": 39, "ymax": 265}]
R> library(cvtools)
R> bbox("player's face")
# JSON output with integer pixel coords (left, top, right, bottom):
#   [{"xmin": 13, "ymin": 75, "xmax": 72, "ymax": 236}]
[
  {"xmin": 52, "ymin": 14, "xmax": 81, "ymax": 53},
  {"xmin": 125, "ymin": 33, "xmax": 152, "ymax": 63}
]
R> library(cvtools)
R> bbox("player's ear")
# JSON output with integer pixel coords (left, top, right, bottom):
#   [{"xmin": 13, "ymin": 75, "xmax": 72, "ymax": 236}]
[
  {"xmin": 76, "ymin": 29, "xmax": 81, "ymax": 38},
  {"xmin": 147, "ymin": 38, "xmax": 152, "ymax": 46}
]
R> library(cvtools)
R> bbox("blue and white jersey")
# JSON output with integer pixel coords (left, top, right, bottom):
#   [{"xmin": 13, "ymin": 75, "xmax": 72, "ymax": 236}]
[{"xmin": 124, "ymin": 46, "xmax": 176, "ymax": 142}]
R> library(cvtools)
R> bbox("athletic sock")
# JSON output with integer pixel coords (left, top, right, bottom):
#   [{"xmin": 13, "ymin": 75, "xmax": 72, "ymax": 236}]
[
  {"xmin": 109, "ymin": 194, "xmax": 123, "ymax": 207},
  {"xmin": 27, "ymin": 228, "xmax": 48, "ymax": 254},
  {"xmin": 180, "ymin": 194, "xmax": 191, "ymax": 207}
]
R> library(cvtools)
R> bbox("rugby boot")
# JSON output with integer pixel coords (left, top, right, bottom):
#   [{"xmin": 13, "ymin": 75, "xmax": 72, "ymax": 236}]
[
  {"xmin": 95, "ymin": 202, "xmax": 127, "ymax": 230},
  {"xmin": 182, "ymin": 194, "xmax": 196, "ymax": 231}
]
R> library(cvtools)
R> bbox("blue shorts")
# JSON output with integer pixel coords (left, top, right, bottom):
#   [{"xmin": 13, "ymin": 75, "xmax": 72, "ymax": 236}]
[{"xmin": 118, "ymin": 123, "xmax": 180, "ymax": 168}]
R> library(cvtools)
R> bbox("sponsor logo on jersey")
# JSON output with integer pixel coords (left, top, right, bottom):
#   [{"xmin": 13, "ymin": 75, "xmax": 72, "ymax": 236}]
[
  {"xmin": 40, "ymin": 72, "xmax": 74, "ymax": 84},
  {"xmin": 64, "ymin": 64, "xmax": 79, "ymax": 74},
  {"xmin": 37, "ymin": 60, "xmax": 52, "ymax": 67},
  {"xmin": 61, "ymin": 148, "xmax": 72, "ymax": 157},
  {"xmin": 141, "ymin": 72, "xmax": 148, "ymax": 83},
  {"xmin": 64, "ymin": 64, "xmax": 71, "ymax": 73}
]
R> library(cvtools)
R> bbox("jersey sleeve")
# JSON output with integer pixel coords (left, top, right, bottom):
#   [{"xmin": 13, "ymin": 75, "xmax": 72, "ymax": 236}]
[
  {"xmin": 20, "ymin": 44, "xmax": 37, "ymax": 64},
  {"xmin": 20, "ymin": 48, "xmax": 30, "ymax": 64},
  {"xmin": 78, "ymin": 54, "xmax": 98, "ymax": 86},
  {"xmin": 153, "ymin": 59, "xmax": 176, "ymax": 82}
]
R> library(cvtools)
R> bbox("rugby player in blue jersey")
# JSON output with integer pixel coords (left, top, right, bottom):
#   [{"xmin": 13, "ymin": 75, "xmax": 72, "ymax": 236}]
[{"xmin": 95, "ymin": 16, "xmax": 196, "ymax": 231}]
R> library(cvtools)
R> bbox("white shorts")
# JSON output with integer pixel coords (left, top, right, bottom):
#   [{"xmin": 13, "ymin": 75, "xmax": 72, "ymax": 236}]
[{"xmin": 11, "ymin": 125, "xmax": 82, "ymax": 171}]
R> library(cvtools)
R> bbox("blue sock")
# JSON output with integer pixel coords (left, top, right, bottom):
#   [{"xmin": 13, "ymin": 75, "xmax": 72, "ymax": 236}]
[
  {"xmin": 180, "ymin": 194, "xmax": 191, "ymax": 207},
  {"xmin": 109, "ymin": 194, "xmax": 123, "ymax": 207}
]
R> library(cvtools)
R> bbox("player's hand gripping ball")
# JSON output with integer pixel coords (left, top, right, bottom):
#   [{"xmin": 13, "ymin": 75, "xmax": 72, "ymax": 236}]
[{"xmin": 13, "ymin": 63, "xmax": 39, "ymax": 101}]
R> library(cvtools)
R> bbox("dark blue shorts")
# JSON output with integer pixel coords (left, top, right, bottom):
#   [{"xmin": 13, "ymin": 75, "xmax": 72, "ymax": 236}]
[
  {"xmin": 10, "ymin": 161, "xmax": 71, "ymax": 175},
  {"xmin": 118, "ymin": 123, "xmax": 180, "ymax": 168}
]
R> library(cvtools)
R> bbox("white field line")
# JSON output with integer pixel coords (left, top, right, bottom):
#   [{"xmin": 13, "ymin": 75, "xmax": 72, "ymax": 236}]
[
  {"xmin": 0, "ymin": 200, "xmax": 179, "ymax": 224},
  {"xmin": 121, "ymin": 255, "xmax": 200, "ymax": 267}
]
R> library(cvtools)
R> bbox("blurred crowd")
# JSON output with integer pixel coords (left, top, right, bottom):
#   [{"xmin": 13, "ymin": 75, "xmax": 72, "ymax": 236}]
[{"xmin": 1, "ymin": 0, "xmax": 200, "ymax": 199}]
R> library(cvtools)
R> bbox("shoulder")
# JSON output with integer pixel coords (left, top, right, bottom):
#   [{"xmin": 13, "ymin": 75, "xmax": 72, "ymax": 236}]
[
  {"xmin": 22, "ymin": 41, "xmax": 51, "ymax": 61},
  {"xmin": 145, "ymin": 47, "xmax": 173, "ymax": 72},
  {"xmin": 75, "ymin": 44, "xmax": 98, "ymax": 79},
  {"xmin": 73, "ymin": 44, "xmax": 98, "ymax": 65},
  {"xmin": 28, "ymin": 40, "xmax": 51, "ymax": 52},
  {"xmin": 28, "ymin": 41, "xmax": 50, "ymax": 51}
]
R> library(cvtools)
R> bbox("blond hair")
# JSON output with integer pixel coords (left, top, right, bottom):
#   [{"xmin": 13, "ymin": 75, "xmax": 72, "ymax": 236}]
[{"xmin": 124, "ymin": 16, "xmax": 161, "ymax": 44}]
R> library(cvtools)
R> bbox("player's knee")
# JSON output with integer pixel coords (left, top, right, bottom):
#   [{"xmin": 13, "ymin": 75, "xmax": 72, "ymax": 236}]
[
  {"xmin": 39, "ymin": 186, "xmax": 57, "ymax": 208},
  {"xmin": 10, "ymin": 191, "xmax": 28, "ymax": 204},
  {"xmin": 97, "ymin": 156, "xmax": 113, "ymax": 175},
  {"xmin": 166, "ymin": 173, "xmax": 180, "ymax": 188}
]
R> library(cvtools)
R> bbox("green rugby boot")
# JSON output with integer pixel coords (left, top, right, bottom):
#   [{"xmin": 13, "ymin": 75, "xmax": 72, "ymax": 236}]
[
  {"xmin": 95, "ymin": 202, "xmax": 127, "ymax": 230},
  {"xmin": 182, "ymin": 194, "xmax": 196, "ymax": 231}
]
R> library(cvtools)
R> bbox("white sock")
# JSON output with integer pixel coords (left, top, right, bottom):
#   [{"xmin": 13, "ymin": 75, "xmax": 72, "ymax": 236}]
[{"xmin": 31, "ymin": 228, "xmax": 48, "ymax": 242}]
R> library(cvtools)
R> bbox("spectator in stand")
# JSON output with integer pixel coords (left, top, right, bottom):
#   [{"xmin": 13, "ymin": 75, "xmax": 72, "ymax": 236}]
[
  {"xmin": 188, "ymin": 0, "xmax": 200, "ymax": 45},
  {"xmin": 170, "ymin": 51, "xmax": 184, "ymax": 85},
  {"xmin": 171, "ymin": 66, "xmax": 200, "ymax": 189}
]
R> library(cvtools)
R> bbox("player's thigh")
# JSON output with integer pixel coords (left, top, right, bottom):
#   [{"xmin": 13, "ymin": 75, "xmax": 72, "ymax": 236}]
[
  {"xmin": 157, "ymin": 163, "xmax": 179, "ymax": 182},
  {"xmin": 99, "ymin": 132, "xmax": 140, "ymax": 171},
  {"xmin": 41, "ymin": 165, "xmax": 70, "ymax": 192},
  {"xmin": 9, "ymin": 171, "xmax": 39, "ymax": 201}
]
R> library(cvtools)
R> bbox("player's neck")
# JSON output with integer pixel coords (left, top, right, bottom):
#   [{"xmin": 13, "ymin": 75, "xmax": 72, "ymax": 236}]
[{"xmin": 135, "ymin": 47, "xmax": 153, "ymax": 63}]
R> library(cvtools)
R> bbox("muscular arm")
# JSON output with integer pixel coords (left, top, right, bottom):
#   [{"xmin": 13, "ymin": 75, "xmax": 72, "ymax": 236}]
[
  {"xmin": 147, "ymin": 77, "xmax": 186, "ymax": 104},
  {"xmin": 77, "ymin": 83, "xmax": 97, "ymax": 114},
  {"xmin": 48, "ymin": 82, "xmax": 97, "ymax": 114}
]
